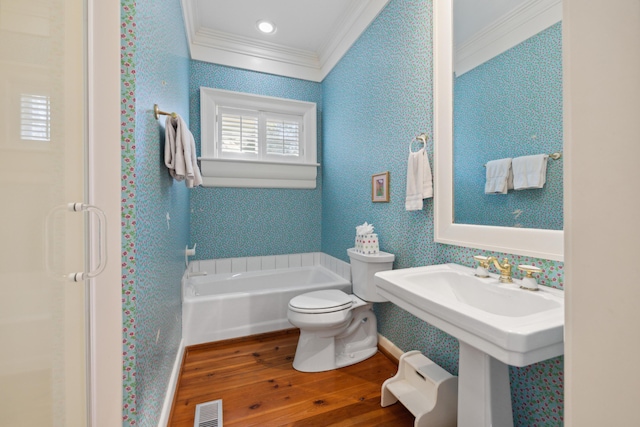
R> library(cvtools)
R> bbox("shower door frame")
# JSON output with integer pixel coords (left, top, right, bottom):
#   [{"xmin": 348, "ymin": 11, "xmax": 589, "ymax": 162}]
[{"xmin": 86, "ymin": 0, "xmax": 122, "ymax": 425}]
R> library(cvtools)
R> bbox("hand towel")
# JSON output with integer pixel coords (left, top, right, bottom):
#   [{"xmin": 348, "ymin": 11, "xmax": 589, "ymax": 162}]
[
  {"xmin": 512, "ymin": 154, "xmax": 548, "ymax": 190},
  {"xmin": 165, "ymin": 114, "xmax": 203, "ymax": 188},
  {"xmin": 405, "ymin": 148, "xmax": 433, "ymax": 211},
  {"xmin": 485, "ymin": 158, "xmax": 513, "ymax": 194}
]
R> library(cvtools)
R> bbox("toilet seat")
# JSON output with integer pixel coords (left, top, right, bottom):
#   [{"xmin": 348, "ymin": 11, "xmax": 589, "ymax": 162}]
[{"xmin": 288, "ymin": 290, "xmax": 353, "ymax": 314}]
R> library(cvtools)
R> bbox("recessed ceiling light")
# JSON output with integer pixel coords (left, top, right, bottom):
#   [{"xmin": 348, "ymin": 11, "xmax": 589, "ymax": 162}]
[{"xmin": 256, "ymin": 20, "xmax": 276, "ymax": 34}]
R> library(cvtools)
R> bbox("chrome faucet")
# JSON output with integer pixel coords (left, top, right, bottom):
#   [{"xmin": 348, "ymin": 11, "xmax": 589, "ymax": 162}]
[{"xmin": 486, "ymin": 257, "xmax": 513, "ymax": 283}]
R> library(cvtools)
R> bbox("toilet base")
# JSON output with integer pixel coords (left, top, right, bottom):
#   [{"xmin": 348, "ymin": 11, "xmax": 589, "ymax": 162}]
[
  {"xmin": 334, "ymin": 346, "xmax": 378, "ymax": 369},
  {"xmin": 292, "ymin": 305, "xmax": 378, "ymax": 372}
]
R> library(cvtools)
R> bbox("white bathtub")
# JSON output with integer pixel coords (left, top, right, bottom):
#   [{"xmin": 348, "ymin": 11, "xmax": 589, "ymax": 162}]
[{"xmin": 182, "ymin": 262, "xmax": 352, "ymax": 346}]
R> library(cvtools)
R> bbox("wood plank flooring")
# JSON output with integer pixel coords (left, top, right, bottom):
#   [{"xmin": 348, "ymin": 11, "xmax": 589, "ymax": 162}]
[{"xmin": 169, "ymin": 329, "xmax": 415, "ymax": 426}]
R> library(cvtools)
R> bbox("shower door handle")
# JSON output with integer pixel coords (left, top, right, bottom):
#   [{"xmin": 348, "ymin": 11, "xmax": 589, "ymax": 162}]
[
  {"xmin": 45, "ymin": 202, "xmax": 108, "ymax": 282},
  {"xmin": 66, "ymin": 203, "xmax": 108, "ymax": 282}
]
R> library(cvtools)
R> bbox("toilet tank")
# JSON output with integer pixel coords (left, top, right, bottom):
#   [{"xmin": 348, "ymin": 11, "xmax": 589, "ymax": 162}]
[{"xmin": 347, "ymin": 248, "xmax": 395, "ymax": 302}]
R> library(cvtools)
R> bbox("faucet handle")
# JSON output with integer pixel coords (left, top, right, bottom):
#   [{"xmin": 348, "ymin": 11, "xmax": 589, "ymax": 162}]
[
  {"xmin": 473, "ymin": 255, "xmax": 490, "ymax": 267},
  {"xmin": 517, "ymin": 265, "xmax": 542, "ymax": 291},
  {"xmin": 472, "ymin": 255, "xmax": 491, "ymax": 278}
]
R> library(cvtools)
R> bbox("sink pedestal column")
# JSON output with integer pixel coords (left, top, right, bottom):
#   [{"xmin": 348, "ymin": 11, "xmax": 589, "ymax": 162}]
[{"xmin": 458, "ymin": 342, "xmax": 513, "ymax": 427}]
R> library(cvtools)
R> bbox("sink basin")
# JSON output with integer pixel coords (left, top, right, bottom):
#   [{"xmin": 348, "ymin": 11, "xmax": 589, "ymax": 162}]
[
  {"xmin": 400, "ymin": 269, "xmax": 560, "ymax": 317},
  {"xmin": 374, "ymin": 263, "xmax": 564, "ymax": 367},
  {"xmin": 375, "ymin": 263, "xmax": 565, "ymax": 427}
]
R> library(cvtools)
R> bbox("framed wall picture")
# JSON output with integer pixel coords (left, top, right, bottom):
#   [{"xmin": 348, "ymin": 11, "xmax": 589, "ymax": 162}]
[{"xmin": 372, "ymin": 172, "xmax": 390, "ymax": 202}]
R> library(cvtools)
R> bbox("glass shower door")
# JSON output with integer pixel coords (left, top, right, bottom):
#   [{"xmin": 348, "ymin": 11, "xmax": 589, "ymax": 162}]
[{"xmin": 0, "ymin": 0, "xmax": 89, "ymax": 425}]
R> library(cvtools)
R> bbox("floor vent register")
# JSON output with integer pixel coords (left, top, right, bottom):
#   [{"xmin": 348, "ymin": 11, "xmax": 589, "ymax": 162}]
[{"xmin": 194, "ymin": 399, "xmax": 223, "ymax": 427}]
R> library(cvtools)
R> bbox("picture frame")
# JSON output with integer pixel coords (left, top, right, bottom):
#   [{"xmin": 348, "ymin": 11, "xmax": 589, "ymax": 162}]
[{"xmin": 372, "ymin": 171, "xmax": 390, "ymax": 202}]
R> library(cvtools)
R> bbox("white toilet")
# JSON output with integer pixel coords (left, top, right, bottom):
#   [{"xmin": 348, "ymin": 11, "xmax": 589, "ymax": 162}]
[{"xmin": 287, "ymin": 248, "xmax": 395, "ymax": 372}]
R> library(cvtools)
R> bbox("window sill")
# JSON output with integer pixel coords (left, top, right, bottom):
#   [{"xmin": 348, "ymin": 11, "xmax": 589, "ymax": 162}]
[{"xmin": 198, "ymin": 158, "xmax": 319, "ymax": 189}]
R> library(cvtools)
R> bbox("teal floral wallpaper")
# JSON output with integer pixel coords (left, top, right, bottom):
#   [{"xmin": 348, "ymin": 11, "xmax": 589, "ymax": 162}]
[
  {"xmin": 120, "ymin": 0, "xmax": 137, "ymax": 423},
  {"xmin": 121, "ymin": 0, "xmax": 566, "ymax": 425},
  {"xmin": 321, "ymin": 0, "xmax": 564, "ymax": 425},
  {"xmin": 454, "ymin": 23, "xmax": 563, "ymax": 230},
  {"xmin": 121, "ymin": 0, "xmax": 191, "ymax": 425},
  {"xmin": 188, "ymin": 62, "xmax": 323, "ymax": 260}
]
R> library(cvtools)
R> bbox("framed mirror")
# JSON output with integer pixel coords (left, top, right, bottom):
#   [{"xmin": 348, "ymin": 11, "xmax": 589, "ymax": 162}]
[{"xmin": 433, "ymin": 0, "xmax": 564, "ymax": 261}]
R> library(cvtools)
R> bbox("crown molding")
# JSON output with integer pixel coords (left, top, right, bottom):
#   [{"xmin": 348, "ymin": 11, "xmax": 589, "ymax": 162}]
[
  {"xmin": 455, "ymin": 0, "xmax": 561, "ymax": 76},
  {"xmin": 181, "ymin": 0, "xmax": 389, "ymax": 82},
  {"xmin": 317, "ymin": 0, "xmax": 390, "ymax": 79},
  {"xmin": 193, "ymin": 28, "xmax": 321, "ymax": 67}
]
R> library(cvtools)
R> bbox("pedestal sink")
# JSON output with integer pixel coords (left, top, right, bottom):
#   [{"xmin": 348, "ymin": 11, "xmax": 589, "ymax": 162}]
[{"xmin": 374, "ymin": 263, "xmax": 564, "ymax": 427}]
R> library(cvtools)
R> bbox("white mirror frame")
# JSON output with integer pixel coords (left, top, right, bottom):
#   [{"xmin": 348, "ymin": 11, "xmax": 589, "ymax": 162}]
[{"xmin": 433, "ymin": 0, "xmax": 564, "ymax": 262}]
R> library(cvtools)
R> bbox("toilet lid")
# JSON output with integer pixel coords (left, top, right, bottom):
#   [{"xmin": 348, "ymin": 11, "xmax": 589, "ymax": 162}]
[{"xmin": 289, "ymin": 290, "xmax": 353, "ymax": 314}]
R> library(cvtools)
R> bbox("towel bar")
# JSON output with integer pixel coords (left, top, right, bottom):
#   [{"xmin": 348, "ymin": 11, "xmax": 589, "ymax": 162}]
[
  {"xmin": 153, "ymin": 104, "xmax": 177, "ymax": 119},
  {"xmin": 483, "ymin": 152, "xmax": 562, "ymax": 167},
  {"xmin": 410, "ymin": 133, "xmax": 429, "ymax": 152},
  {"xmin": 415, "ymin": 133, "xmax": 428, "ymax": 145}
]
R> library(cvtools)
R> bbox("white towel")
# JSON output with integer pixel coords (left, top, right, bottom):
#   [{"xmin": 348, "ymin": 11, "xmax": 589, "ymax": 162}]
[
  {"xmin": 405, "ymin": 148, "xmax": 433, "ymax": 211},
  {"xmin": 512, "ymin": 154, "xmax": 548, "ymax": 190},
  {"xmin": 485, "ymin": 158, "xmax": 513, "ymax": 194},
  {"xmin": 164, "ymin": 114, "xmax": 203, "ymax": 188}
]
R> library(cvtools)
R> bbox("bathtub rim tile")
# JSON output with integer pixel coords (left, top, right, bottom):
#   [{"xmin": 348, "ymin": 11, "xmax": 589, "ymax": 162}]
[
  {"xmin": 216, "ymin": 259, "xmax": 232, "ymax": 275},
  {"xmin": 231, "ymin": 257, "xmax": 247, "ymax": 273},
  {"xmin": 199, "ymin": 260, "xmax": 216, "ymax": 275},
  {"xmin": 246, "ymin": 257, "xmax": 262, "ymax": 272},
  {"xmin": 275, "ymin": 254, "xmax": 289, "ymax": 269},
  {"xmin": 301, "ymin": 253, "xmax": 314, "ymax": 267},
  {"xmin": 261, "ymin": 256, "xmax": 276, "ymax": 271},
  {"xmin": 343, "ymin": 264, "xmax": 352, "ymax": 282},
  {"xmin": 321, "ymin": 253, "xmax": 330, "ymax": 268},
  {"xmin": 288, "ymin": 254, "xmax": 302, "ymax": 268},
  {"xmin": 329, "ymin": 256, "xmax": 337, "ymax": 274},
  {"xmin": 188, "ymin": 260, "xmax": 200, "ymax": 273}
]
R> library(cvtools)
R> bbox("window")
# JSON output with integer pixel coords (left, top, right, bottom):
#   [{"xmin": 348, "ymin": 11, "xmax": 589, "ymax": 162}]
[
  {"xmin": 201, "ymin": 87, "xmax": 318, "ymax": 188},
  {"xmin": 265, "ymin": 114, "xmax": 301, "ymax": 158},
  {"xmin": 218, "ymin": 107, "xmax": 259, "ymax": 157},
  {"xmin": 216, "ymin": 107, "xmax": 305, "ymax": 161}
]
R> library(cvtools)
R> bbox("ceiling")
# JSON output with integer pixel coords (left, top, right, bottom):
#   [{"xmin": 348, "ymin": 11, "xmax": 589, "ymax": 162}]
[
  {"xmin": 454, "ymin": 0, "xmax": 531, "ymax": 46},
  {"xmin": 197, "ymin": 0, "xmax": 359, "ymax": 52},
  {"xmin": 453, "ymin": 0, "xmax": 562, "ymax": 75},
  {"xmin": 181, "ymin": 0, "xmax": 560, "ymax": 81},
  {"xmin": 181, "ymin": 0, "xmax": 391, "ymax": 82}
]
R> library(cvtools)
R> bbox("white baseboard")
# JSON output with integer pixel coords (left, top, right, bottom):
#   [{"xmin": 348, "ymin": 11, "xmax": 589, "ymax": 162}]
[
  {"xmin": 378, "ymin": 334, "xmax": 404, "ymax": 362},
  {"xmin": 158, "ymin": 339, "xmax": 185, "ymax": 427}
]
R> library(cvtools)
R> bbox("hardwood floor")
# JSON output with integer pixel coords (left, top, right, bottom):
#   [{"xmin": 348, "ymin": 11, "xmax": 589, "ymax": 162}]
[{"xmin": 169, "ymin": 329, "xmax": 415, "ymax": 426}]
